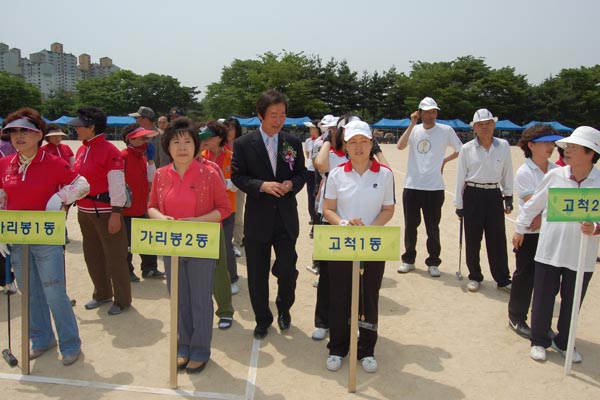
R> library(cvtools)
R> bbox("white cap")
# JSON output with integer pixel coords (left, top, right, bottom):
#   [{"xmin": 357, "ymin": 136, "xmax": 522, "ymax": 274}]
[
  {"xmin": 344, "ymin": 120, "xmax": 372, "ymax": 141},
  {"xmin": 470, "ymin": 109, "xmax": 498, "ymax": 126},
  {"xmin": 418, "ymin": 97, "xmax": 440, "ymax": 111},
  {"xmin": 320, "ymin": 114, "xmax": 340, "ymax": 128},
  {"xmin": 556, "ymin": 126, "xmax": 600, "ymax": 154},
  {"xmin": 45, "ymin": 129, "xmax": 68, "ymax": 137},
  {"xmin": 303, "ymin": 121, "xmax": 316, "ymax": 128}
]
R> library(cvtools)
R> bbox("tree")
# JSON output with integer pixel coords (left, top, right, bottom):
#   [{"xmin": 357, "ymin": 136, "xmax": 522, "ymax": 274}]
[
  {"xmin": 530, "ymin": 66, "xmax": 600, "ymax": 128},
  {"xmin": 76, "ymin": 70, "xmax": 200, "ymax": 116},
  {"xmin": 203, "ymin": 51, "xmax": 326, "ymax": 118},
  {"xmin": 43, "ymin": 89, "xmax": 78, "ymax": 120},
  {"xmin": 0, "ymin": 72, "xmax": 43, "ymax": 116}
]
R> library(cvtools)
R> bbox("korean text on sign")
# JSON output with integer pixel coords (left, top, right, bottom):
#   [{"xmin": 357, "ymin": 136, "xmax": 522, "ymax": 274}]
[
  {"xmin": 131, "ymin": 218, "xmax": 220, "ymax": 259},
  {"xmin": 313, "ymin": 225, "xmax": 400, "ymax": 261},
  {"xmin": 0, "ymin": 210, "xmax": 65, "ymax": 245}
]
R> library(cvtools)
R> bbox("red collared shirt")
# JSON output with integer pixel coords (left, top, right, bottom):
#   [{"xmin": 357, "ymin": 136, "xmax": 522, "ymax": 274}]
[
  {"xmin": 41, "ymin": 143, "xmax": 74, "ymax": 165},
  {"xmin": 0, "ymin": 149, "xmax": 78, "ymax": 211},
  {"xmin": 73, "ymin": 134, "xmax": 125, "ymax": 213}
]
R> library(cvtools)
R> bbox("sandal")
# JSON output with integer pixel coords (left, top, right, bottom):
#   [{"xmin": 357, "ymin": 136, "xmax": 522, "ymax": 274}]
[{"xmin": 218, "ymin": 317, "xmax": 233, "ymax": 330}]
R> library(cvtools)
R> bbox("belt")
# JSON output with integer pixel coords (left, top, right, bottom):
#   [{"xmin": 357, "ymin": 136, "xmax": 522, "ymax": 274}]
[{"xmin": 466, "ymin": 182, "xmax": 500, "ymax": 190}]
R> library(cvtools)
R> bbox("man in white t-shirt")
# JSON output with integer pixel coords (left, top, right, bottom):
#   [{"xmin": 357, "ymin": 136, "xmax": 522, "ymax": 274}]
[{"xmin": 396, "ymin": 97, "xmax": 463, "ymax": 277}]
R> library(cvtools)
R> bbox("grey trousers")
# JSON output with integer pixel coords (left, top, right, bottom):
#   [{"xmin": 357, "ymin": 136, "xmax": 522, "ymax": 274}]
[{"xmin": 164, "ymin": 256, "xmax": 215, "ymax": 362}]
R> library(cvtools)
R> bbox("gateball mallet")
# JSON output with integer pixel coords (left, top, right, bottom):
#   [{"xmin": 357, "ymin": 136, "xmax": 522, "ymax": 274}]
[
  {"xmin": 456, "ymin": 217, "xmax": 464, "ymax": 280},
  {"xmin": 2, "ymin": 253, "xmax": 18, "ymax": 367}
]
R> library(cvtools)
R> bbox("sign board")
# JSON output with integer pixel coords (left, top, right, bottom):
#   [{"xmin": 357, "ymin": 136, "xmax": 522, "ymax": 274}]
[
  {"xmin": 0, "ymin": 210, "xmax": 65, "ymax": 245},
  {"xmin": 547, "ymin": 188, "xmax": 600, "ymax": 222},
  {"xmin": 313, "ymin": 225, "xmax": 400, "ymax": 261},
  {"xmin": 131, "ymin": 218, "xmax": 220, "ymax": 259}
]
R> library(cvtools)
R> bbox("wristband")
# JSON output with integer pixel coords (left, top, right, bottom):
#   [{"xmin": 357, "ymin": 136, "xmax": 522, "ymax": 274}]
[
  {"xmin": 111, "ymin": 207, "xmax": 123, "ymax": 214},
  {"xmin": 339, "ymin": 219, "xmax": 349, "ymax": 226}
]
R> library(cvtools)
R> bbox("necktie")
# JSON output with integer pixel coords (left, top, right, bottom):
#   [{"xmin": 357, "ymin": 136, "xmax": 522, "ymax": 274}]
[{"xmin": 267, "ymin": 137, "xmax": 277, "ymax": 174}]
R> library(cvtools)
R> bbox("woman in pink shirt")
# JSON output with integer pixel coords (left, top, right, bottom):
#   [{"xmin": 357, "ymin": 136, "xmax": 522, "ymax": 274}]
[{"xmin": 148, "ymin": 117, "xmax": 231, "ymax": 374}]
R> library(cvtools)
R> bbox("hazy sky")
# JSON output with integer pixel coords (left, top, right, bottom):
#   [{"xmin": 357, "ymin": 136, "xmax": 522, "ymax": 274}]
[{"xmin": 2, "ymin": 0, "xmax": 599, "ymax": 98}]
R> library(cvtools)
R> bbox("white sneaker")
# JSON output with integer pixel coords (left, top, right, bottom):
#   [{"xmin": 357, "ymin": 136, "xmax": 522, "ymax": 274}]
[
  {"xmin": 498, "ymin": 283, "xmax": 512, "ymax": 293},
  {"xmin": 230, "ymin": 283, "xmax": 240, "ymax": 295},
  {"xmin": 3, "ymin": 281, "xmax": 17, "ymax": 295},
  {"xmin": 428, "ymin": 266, "xmax": 441, "ymax": 277},
  {"xmin": 326, "ymin": 355, "xmax": 343, "ymax": 371},
  {"xmin": 312, "ymin": 327, "xmax": 328, "ymax": 341},
  {"xmin": 232, "ymin": 245, "xmax": 242, "ymax": 258},
  {"xmin": 467, "ymin": 280, "xmax": 480, "ymax": 292},
  {"xmin": 397, "ymin": 263, "xmax": 415, "ymax": 273},
  {"xmin": 551, "ymin": 340, "xmax": 582, "ymax": 363},
  {"xmin": 530, "ymin": 345, "xmax": 547, "ymax": 361},
  {"xmin": 361, "ymin": 356, "xmax": 378, "ymax": 373}
]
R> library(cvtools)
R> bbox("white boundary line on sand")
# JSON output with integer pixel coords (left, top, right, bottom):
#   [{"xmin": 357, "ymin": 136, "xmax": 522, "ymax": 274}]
[
  {"xmin": 0, "ymin": 372, "xmax": 244, "ymax": 399},
  {"xmin": 244, "ymin": 339, "xmax": 261, "ymax": 400},
  {"xmin": 0, "ymin": 338, "xmax": 263, "ymax": 400}
]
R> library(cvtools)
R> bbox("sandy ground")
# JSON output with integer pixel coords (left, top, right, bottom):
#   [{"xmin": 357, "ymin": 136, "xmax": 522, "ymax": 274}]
[{"xmin": 1, "ymin": 141, "xmax": 599, "ymax": 400}]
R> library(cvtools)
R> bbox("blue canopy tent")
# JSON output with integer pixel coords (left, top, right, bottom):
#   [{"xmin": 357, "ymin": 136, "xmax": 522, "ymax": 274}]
[
  {"xmin": 107, "ymin": 116, "xmax": 136, "ymax": 126},
  {"xmin": 51, "ymin": 115, "xmax": 75, "ymax": 125},
  {"xmin": 437, "ymin": 119, "xmax": 471, "ymax": 131},
  {"xmin": 284, "ymin": 116, "xmax": 311, "ymax": 127},
  {"xmin": 495, "ymin": 120, "xmax": 523, "ymax": 131},
  {"xmin": 372, "ymin": 118, "xmax": 471, "ymax": 130},
  {"xmin": 372, "ymin": 118, "xmax": 411, "ymax": 129},
  {"xmin": 522, "ymin": 121, "xmax": 573, "ymax": 133},
  {"xmin": 234, "ymin": 116, "xmax": 311, "ymax": 128},
  {"xmin": 235, "ymin": 116, "xmax": 261, "ymax": 128}
]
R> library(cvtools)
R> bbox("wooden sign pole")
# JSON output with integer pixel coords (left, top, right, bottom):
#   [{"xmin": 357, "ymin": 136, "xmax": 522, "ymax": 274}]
[
  {"xmin": 169, "ymin": 256, "xmax": 179, "ymax": 388},
  {"xmin": 348, "ymin": 260, "xmax": 360, "ymax": 393},
  {"xmin": 21, "ymin": 244, "xmax": 30, "ymax": 375}
]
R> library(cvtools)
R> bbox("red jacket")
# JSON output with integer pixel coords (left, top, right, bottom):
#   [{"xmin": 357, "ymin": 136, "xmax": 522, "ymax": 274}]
[{"xmin": 121, "ymin": 146, "xmax": 149, "ymax": 216}]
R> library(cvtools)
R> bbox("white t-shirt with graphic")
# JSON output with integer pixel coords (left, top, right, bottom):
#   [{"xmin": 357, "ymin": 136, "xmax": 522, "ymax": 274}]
[{"xmin": 404, "ymin": 123, "xmax": 463, "ymax": 191}]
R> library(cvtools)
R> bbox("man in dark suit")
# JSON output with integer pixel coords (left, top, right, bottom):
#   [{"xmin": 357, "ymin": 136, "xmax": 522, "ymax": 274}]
[{"xmin": 232, "ymin": 89, "xmax": 307, "ymax": 339}]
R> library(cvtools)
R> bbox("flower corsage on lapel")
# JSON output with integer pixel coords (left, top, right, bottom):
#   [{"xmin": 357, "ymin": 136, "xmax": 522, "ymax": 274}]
[{"xmin": 281, "ymin": 140, "xmax": 297, "ymax": 171}]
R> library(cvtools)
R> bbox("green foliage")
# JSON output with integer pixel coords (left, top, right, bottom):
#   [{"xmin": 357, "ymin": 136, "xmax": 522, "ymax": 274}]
[
  {"xmin": 76, "ymin": 70, "xmax": 200, "ymax": 116},
  {"xmin": 0, "ymin": 72, "xmax": 43, "ymax": 116},
  {"xmin": 43, "ymin": 90, "xmax": 78, "ymax": 120},
  {"xmin": 5, "ymin": 53, "xmax": 599, "ymax": 130}
]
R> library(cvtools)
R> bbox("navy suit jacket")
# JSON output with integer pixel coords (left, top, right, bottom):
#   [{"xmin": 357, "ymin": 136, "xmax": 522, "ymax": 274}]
[{"xmin": 231, "ymin": 130, "xmax": 307, "ymax": 242}]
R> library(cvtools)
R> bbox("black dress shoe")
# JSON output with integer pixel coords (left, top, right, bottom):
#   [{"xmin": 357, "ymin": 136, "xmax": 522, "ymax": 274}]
[
  {"xmin": 253, "ymin": 325, "xmax": 269, "ymax": 340},
  {"xmin": 185, "ymin": 360, "xmax": 207, "ymax": 374},
  {"xmin": 277, "ymin": 312, "xmax": 291, "ymax": 331},
  {"xmin": 509, "ymin": 319, "xmax": 531, "ymax": 339}
]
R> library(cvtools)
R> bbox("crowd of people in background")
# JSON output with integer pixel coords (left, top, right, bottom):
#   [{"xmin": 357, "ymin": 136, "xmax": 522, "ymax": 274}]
[{"xmin": 0, "ymin": 89, "xmax": 599, "ymax": 376}]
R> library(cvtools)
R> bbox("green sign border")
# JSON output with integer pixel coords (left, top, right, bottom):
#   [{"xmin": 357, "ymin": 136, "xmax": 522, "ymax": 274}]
[
  {"xmin": 0, "ymin": 210, "xmax": 65, "ymax": 245},
  {"xmin": 313, "ymin": 225, "xmax": 400, "ymax": 261},
  {"xmin": 547, "ymin": 188, "xmax": 600, "ymax": 222}
]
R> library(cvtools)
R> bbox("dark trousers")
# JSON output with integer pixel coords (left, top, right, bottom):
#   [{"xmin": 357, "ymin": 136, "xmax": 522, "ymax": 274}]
[
  {"xmin": 530, "ymin": 262, "xmax": 593, "ymax": 349},
  {"xmin": 327, "ymin": 261, "xmax": 385, "ymax": 359},
  {"xmin": 463, "ymin": 186, "xmax": 511, "ymax": 286},
  {"xmin": 314, "ymin": 261, "xmax": 329, "ymax": 328},
  {"xmin": 306, "ymin": 171, "xmax": 317, "ymax": 224},
  {"xmin": 222, "ymin": 213, "xmax": 238, "ymax": 282},
  {"xmin": 0, "ymin": 254, "xmax": 15, "ymax": 286},
  {"xmin": 78, "ymin": 211, "xmax": 131, "ymax": 308},
  {"xmin": 123, "ymin": 216, "xmax": 158, "ymax": 274},
  {"xmin": 402, "ymin": 188, "xmax": 444, "ymax": 266},
  {"xmin": 508, "ymin": 233, "xmax": 539, "ymax": 323},
  {"xmin": 244, "ymin": 213, "xmax": 299, "ymax": 327}
]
